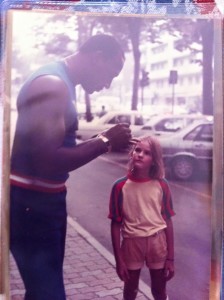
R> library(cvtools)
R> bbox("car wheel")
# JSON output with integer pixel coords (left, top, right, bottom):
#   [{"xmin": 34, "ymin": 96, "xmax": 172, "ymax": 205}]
[{"xmin": 171, "ymin": 156, "xmax": 195, "ymax": 180}]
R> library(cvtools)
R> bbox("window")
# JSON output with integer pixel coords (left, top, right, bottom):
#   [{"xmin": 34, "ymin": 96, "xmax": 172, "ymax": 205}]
[
  {"xmin": 184, "ymin": 125, "xmax": 202, "ymax": 141},
  {"xmin": 151, "ymin": 44, "xmax": 167, "ymax": 54},
  {"xmin": 107, "ymin": 114, "xmax": 131, "ymax": 125},
  {"xmin": 196, "ymin": 124, "xmax": 213, "ymax": 142},
  {"xmin": 155, "ymin": 118, "xmax": 183, "ymax": 132},
  {"xmin": 107, "ymin": 117, "xmax": 117, "ymax": 124},
  {"xmin": 184, "ymin": 124, "xmax": 213, "ymax": 142},
  {"xmin": 173, "ymin": 57, "xmax": 185, "ymax": 67},
  {"xmin": 117, "ymin": 115, "xmax": 131, "ymax": 124},
  {"xmin": 151, "ymin": 61, "xmax": 167, "ymax": 71},
  {"xmin": 134, "ymin": 116, "xmax": 144, "ymax": 126}
]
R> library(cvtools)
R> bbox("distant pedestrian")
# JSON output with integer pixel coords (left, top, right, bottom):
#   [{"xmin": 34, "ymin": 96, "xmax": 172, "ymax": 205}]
[
  {"xmin": 98, "ymin": 105, "xmax": 107, "ymax": 117},
  {"xmin": 108, "ymin": 135, "xmax": 175, "ymax": 300}
]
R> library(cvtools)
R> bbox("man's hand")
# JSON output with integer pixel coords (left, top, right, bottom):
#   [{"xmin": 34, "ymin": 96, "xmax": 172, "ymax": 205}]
[{"xmin": 104, "ymin": 123, "xmax": 132, "ymax": 151}]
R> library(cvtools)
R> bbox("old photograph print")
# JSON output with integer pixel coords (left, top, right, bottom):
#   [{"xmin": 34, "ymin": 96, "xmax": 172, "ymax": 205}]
[{"xmin": 1, "ymin": 6, "xmax": 223, "ymax": 300}]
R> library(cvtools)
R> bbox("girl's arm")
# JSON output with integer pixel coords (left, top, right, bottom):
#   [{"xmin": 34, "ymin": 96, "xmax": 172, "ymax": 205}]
[
  {"xmin": 111, "ymin": 220, "xmax": 129, "ymax": 282},
  {"xmin": 164, "ymin": 218, "xmax": 175, "ymax": 280}
]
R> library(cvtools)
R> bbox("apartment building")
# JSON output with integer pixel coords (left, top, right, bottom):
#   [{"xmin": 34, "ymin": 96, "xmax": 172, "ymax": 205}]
[{"xmin": 141, "ymin": 32, "xmax": 204, "ymax": 113}]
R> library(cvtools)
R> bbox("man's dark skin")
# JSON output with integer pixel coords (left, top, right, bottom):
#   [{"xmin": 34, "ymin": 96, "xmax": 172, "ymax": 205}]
[
  {"xmin": 11, "ymin": 46, "xmax": 131, "ymax": 178},
  {"xmin": 10, "ymin": 35, "xmax": 133, "ymax": 300}
]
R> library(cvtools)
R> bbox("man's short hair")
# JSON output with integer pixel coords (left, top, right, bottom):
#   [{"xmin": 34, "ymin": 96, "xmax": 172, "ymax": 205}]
[{"xmin": 79, "ymin": 34, "xmax": 124, "ymax": 60}]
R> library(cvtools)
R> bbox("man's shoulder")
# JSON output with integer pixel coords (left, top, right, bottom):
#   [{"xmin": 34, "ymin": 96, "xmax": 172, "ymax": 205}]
[
  {"xmin": 17, "ymin": 76, "xmax": 69, "ymax": 111},
  {"xmin": 27, "ymin": 75, "xmax": 68, "ymax": 98}
]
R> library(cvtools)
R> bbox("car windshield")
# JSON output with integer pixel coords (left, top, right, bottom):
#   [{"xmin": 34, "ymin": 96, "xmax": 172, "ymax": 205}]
[
  {"xmin": 196, "ymin": 124, "xmax": 213, "ymax": 142},
  {"xmin": 107, "ymin": 113, "xmax": 146, "ymax": 126},
  {"xmin": 107, "ymin": 115, "xmax": 131, "ymax": 125},
  {"xmin": 184, "ymin": 124, "xmax": 213, "ymax": 142},
  {"xmin": 154, "ymin": 118, "xmax": 183, "ymax": 132}
]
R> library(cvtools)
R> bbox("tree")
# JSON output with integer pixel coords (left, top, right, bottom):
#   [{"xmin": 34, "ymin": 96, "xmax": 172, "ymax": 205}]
[
  {"xmin": 165, "ymin": 18, "xmax": 214, "ymax": 115},
  {"xmin": 200, "ymin": 20, "xmax": 213, "ymax": 115},
  {"xmin": 76, "ymin": 16, "xmax": 98, "ymax": 122},
  {"xmin": 14, "ymin": 13, "xmax": 212, "ymax": 115},
  {"xmin": 128, "ymin": 17, "xmax": 141, "ymax": 110}
]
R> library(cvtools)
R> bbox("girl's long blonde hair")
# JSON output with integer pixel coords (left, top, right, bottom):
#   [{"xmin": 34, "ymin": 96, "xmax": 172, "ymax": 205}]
[{"xmin": 128, "ymin": 135, "xmax": 165, "ymax": 179}]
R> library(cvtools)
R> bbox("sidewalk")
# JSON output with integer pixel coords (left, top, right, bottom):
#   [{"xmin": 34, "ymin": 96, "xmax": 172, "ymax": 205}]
[{"xmin": 10, "ymin": 216, "xmax": 153, "ymax": 300}]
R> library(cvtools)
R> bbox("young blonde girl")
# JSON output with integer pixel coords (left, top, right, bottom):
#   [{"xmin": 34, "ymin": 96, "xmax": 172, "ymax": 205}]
[{"xmin": 108, "ymin": 136, "xmax": 175, "ymax": 300}]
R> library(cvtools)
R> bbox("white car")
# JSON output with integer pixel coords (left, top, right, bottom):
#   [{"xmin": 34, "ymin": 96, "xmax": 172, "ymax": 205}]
[
  {"xmin": 76, "ymin": 110, "xmax": 151, "ymax": 140},
  {"xmin": 159, "ymin": 120, "xmax": 213, "ymax": 180},
  {"xmin": 134, "ymin": 113, "xmax": 213, "ymax": 138}
]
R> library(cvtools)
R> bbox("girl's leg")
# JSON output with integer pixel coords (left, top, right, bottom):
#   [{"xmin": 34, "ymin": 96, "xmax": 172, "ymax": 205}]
[
  {"xmin": 123, "ymin": 269, "xmax": 141, "ymax": 300},
  {"xmin": 149, "ymin": 269, "xmax": 167, "ymax": 300}
]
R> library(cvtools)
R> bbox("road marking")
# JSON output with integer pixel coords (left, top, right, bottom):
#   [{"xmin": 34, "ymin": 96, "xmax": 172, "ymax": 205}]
[
  {"xmin": 68, "ymin": 216, "xmax": 154, "ymax": 300},
  {"xmin": 99, "ymin": 155, "xmax": 211, "ymax": 200}
]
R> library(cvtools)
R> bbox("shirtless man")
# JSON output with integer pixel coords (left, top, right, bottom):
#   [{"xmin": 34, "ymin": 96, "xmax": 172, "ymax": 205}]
[{"xmin": 10, "ymin": 34, "xmax": 131, "ymax": 300}]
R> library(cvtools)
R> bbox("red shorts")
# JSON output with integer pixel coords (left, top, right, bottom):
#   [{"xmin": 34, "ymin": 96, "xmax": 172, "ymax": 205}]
[{"xmin": 121, "ymin": 230, "xmax": 167, "ymax": 270}]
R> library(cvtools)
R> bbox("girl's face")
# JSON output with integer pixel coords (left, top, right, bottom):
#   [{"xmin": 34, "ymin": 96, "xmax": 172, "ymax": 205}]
[{"xmin": 131, "ymin": 140, "xmax": 153, "ymax": 177}]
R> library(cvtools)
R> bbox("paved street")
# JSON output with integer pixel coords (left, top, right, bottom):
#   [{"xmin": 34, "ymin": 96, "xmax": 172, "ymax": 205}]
[{"xmin": 10, "ymin": 217, "xmax": 152, "ymax": 300}]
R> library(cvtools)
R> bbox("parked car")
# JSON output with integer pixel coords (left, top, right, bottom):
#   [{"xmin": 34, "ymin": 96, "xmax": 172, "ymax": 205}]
[
  {"xmin": 158, "ymin": 120, "xmax": 213, "ymax": 180},
  {"xmin": 76, "ymin": 110, "xmax": 152, "ymax": 140},
  {"xmin": 134, "ymin": 113, "xmax": 213, "ymax": 138}
]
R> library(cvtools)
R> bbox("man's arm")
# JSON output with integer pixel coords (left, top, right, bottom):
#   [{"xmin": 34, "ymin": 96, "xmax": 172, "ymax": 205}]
[{"xmin": 12, "ymin": 75, "xmax": 131, "ymax": 177}]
